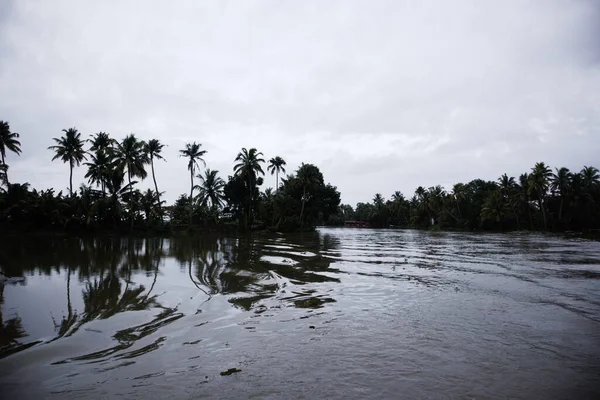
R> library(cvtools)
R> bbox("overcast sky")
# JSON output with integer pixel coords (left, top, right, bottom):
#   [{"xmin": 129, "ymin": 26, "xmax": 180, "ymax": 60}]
[{"xmin": 1, "ymin": 0, "xmax": 599, "ymax": 205}]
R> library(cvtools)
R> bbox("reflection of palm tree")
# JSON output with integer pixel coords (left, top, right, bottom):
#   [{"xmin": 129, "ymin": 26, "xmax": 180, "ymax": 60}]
[
  {"xmin": 0, "ymin": 283, "xmax": 28, "ymax": 353},
  {"xmin": 48, "ymin": 128, "xmax": 87, "ymax": 195}
]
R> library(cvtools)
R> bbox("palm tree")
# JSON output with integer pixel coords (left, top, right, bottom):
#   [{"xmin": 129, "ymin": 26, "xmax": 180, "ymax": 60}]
[
  {"xmin": 0, "ymin": 121, "xmax": 22, "ymax": 184},
  {"xmin": 267, "ymin": 156, "xmax": 286, "ymax": 190},
  {"xmin": 143, "ymin": 139, "xmax": 166, "ymax": 207},
  {"xmin": 296, "ymin": 163, "xmax": 322, "ymax": 229},
  {"xmin": 528, "ymin": 162, "xmax": 552, "ymax": 229},
  {"xmin": 48, "ymin": 128, "xmax": 87, "ymax": 195},
  {"xmin": 115, "ymin": 134, "xmax": 147, "ymax": 193},
  {"xmin": 498, "ymin": 174, "xmax": 516, "ymax": 196},
  {"xmin": 195, "ymin": 169, "xmax": 225, "ymax": 209},
  {"xmin": 233, "ymin": 148, "xmax": 265, "ymax": 224},
  {"xmin": 580, "ymin": 166, "xmax": 599, "ymax": 190},
  {"xmin": 179, "ymin": 142, "xmax": 207, "ymax": 225},
  {"xmin": 88, "ymin": 132, "xmax": 115, "ymax": 154},
  {"xmin": 84, "ymin": 150, "xmax": 113, "ymax": 195},
  {"xmin": 551, "ymin": 167, "xmax": 571, "ymax": 223}
]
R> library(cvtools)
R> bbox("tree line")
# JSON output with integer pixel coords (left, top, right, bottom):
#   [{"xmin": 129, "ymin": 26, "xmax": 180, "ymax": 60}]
[
  {"xmin": 331, "ymin": 162, "xmax": 600, "ymax": 232},
  {"xmin": 0, "ymin": 120, "xmax": 340, "ymax": 232}
]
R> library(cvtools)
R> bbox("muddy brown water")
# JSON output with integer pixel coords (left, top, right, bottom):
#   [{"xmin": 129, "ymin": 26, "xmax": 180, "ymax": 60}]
[{"xmin": 1, "ymin": 228, "xmax": 599, "ymax": 399}]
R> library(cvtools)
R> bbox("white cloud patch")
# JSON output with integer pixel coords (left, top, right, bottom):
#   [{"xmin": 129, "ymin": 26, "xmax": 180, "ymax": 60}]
[{"xmin": 1, "ymin": 0, "xmax": 599, "ymax": 204}]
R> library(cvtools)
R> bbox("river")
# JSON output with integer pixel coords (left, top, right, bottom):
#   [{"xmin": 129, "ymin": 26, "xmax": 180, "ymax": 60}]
[{"xmin": 1, "ymin": 228, "xmax": 599, "ymax": 399}]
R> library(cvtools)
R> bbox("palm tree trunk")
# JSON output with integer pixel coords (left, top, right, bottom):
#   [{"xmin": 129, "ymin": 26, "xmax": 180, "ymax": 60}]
[
  {"xmin": 558, "ymin": 196, "xmax": 564, "ymax": 223},
  {"xmin": 1, "ymin": 153, "xmax": 9, "ymax": 184},
  {"xmin": 300, "ymin": 186, "xmax": 306, "ymax": 230},
  {"xmin": 151, "ymin": 158, "xmax": 161, "ymax": 208},
  {"xmin": 69, "ymin": 161, "xmax": 74, "ymax": 195},
  {"xmin": 128, "ymin": 170, "xmax": 134, "ymax": 229},
  {"xmin": 538, "ymin": 196, "xmax": 547, "ymax": 229},
  {"xmin": 247, "ymin": 170, "xmax": 252, "ymax": 228},
  {"xmin": 276, "ymin": 170, "xmax": 279, "ymax": 191},
  {"xmin": 189, "ymin": 168, "xmax": 194, "ymax": 226}
]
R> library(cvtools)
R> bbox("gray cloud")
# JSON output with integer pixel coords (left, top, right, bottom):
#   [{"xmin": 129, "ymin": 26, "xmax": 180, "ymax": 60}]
[{"xmin": 1, "ymin": 0, "xmax": 599, "ymax": 204}]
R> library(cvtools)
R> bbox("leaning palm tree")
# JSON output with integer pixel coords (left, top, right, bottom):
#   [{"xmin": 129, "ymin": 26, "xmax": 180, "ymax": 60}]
[
  {"xmin": 195, "ymin": 169, "xmax": 226, "ymax": 209},
  {"xmin": 179, "ymin": 142, "xmax": 207, "ymax": 225},
  {"xmin": 114, "ymin": 134, "xmax": 148, "ymax": 226},
  {"xmin": 528, "ymin": 162, "xmax": 552, "ymax": 229},
  {"xmin": 0, "ymin": 121, "xmax": 22, "ymax": 184},
  {"xmin": 143, "ymin": 139, "xmax": 166, "ymax": 207},
  {"xmin": 267, "ymin": 156, "xmax": 286, "ymax": 190},
  {"xmin": 234, "ymin": 148, "xmax": 265, "ymax": 225},
  {"xmin": 48, "ymin": 128, "xmax": 87, "ymax": 195}
]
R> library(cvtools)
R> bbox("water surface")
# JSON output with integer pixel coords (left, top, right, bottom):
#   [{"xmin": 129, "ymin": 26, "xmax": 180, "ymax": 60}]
[{"xmin": 1, "ymin": 229, "xmax": 599, "ymax": 399}]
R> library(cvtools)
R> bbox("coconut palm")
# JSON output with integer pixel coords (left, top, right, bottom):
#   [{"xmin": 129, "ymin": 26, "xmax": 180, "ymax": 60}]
[
  {"xmin": 48, "ymin": 128, "xmax": 87, "ymax": 195},
  {"xmin": 234, "ymin": 148, "xmax": 265, "ymax": 223},
  {"xmin": 551, "ymin": 167, "xmax": 571, "ymax": 222},
  {"xmin": 296, "ymin": 163, "xmax": 322, "ymax": 228},
  {"xmin": 580, "ymin": 166, "xmax": 599, "ymax": 190},
  {"xmin": 114, "ymin": 134, "xmax": 148, "ymax": 226},
  {"xmin": 267, "ymin": 156, "xmax": 286, "ymax": 190},
  {"xmin": 195, "ymin": 169, "xmax": 226, "ymax": 209},
  {"xmin": 88, "ymin": 132, "xmax": 116, "ymax": 154},
  {"xmin": 498, "ymin": 174, "xmax": 516, "ymax": 196},
  {"xmin": 114, "ymin": 134, "xmax": 147, "ymax": 194},
  {"xmin": 0, "ymin": 121, "xmax": 22, "ymax": 184},
  {"xmin": 143, "ymin": 139, "xmax": 166, "ymax": 207},
  {"xmin": 528, "ymin": 162, "xmax": 552, "ymax": 229},
  {"xmin": 84, "ymin": 150, "xmax": 113, "ymax": 195},
  {"xmin": 179, "ymin": 142, "xmax": 207, "ymax": 225}
]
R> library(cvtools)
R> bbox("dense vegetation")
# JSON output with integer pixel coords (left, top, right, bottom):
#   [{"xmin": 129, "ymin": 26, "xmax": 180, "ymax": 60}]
[
  {"xmin": 0, "ymin": 121, "xmax": 340, "ymax": 233},
  {"xmin": 332, "ymin": 163, "xmax": 600, "ymax": 232},
  {"xmin": 1, "ymin": 120, "xmax": 599, "ymax": 233}
]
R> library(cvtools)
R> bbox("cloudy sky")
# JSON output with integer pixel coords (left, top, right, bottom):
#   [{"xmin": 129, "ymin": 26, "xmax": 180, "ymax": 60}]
[{"xmin": 1, "ymin": 0, "xmax": 599, "ymax": 205}]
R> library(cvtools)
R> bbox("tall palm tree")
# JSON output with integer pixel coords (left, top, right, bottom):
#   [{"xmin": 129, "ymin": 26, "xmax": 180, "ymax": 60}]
[
  {"xmin": 143, "ymin": 139, "xmax": 166, "ymax": 207},
  {"xmin": 296, "ymin": 163, "xmax": 322, "ymax": 229},
  {"xmin": 0, "ymin": 121, "xmax": 22, "ymax": 184},
  {"xmin": 195, "ymin": 169, "xmax": 226, "ymax": 209},
  {"xmin": 48, "ymin": 128, "xmax": 87, "ymax": 195},
  {"xmin": 179, "ymin": 142, "xmax": 207, "ymax": 225},
  {"xmin": 267, "ymin": 156, "xmax": 286, "ymax": 190},
  {"xmin": 528, "ymin": 162, "xmax": 552, "ymax": 229},
  {"xmin": 234, "ymin": 148, "xmax": 265, "ymax": 224},
  {"xmin": 551, "ymin": 167, "xmax": 571, "ymax": 223},
  {"xmin": 115, "ymin": 134, "xmax": 147, "ymax": 193}
]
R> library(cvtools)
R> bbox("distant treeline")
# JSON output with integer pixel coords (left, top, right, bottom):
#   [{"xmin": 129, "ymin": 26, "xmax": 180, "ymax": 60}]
[
  {"xmin": 0, "ymin": 121, "xmax": 339, "ymax": 232},
  {"xmin": 329, "ymin": 162, "xmax": 600, "ymax": 232},
  {"xmin": 2, "ymin": 121, "xmax": 598, "ymax": 233}
]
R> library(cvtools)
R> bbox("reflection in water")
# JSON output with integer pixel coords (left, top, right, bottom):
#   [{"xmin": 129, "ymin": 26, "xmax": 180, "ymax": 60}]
[
  {"xmin": 2, "ymin": 229, "xmax": 599, "ymax": 399},
  {"xmin": 0, "ymin": 232, "xmax": 337, "ymax": 359}
]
